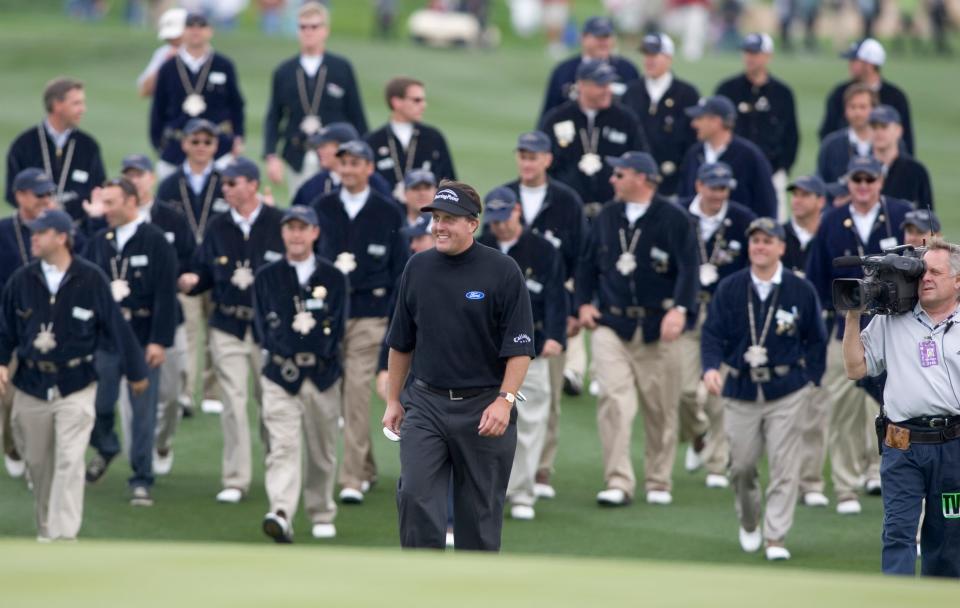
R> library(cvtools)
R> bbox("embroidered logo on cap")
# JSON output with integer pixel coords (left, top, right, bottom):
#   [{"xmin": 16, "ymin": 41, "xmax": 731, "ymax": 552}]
[
  {"xmin": 465, "ymin": 291, "xmax": 485, "ymax": 300},
  {"xmin": 435, "ymin": 189, "xmax": 460, "ymax": 203}
]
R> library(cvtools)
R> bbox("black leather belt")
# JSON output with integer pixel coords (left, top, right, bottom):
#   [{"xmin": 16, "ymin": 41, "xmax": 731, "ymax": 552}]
[
  {"xmin": 24, "ymin": 354, "xmax": 94, "ymax": 373},
  {"xmin": 891, "ymin": 420, "xmax": 960, "ymax": 444},
  {"xmin": 413, "ymin": 379, "xmax": 498, "ymax": 401},
  {"xmin": 271, "ymin": 352, "xmax": 323, "ymax": 383},
  {"xmin": 903, "ymin": 416, "xmax": 960, "ymax": 429},
  {"xmin": 606, "ymin": 305, "xmax": 660, "ymax": 319}
]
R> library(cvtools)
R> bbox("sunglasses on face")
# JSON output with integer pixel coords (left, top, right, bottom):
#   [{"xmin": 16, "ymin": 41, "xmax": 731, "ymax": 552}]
[
  {"xmin": 850, "ymin": 174, "xmax": 878, "ymax": 184},
  {"xmin": 189, "ymin": 138, "xmax": 215, "ymax": 146}
]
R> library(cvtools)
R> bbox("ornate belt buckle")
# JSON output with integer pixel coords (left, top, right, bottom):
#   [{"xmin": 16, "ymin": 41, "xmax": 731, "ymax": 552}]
[{"xmin": 749, "ymin": 366, "xmax": 771, "ymax": 383}]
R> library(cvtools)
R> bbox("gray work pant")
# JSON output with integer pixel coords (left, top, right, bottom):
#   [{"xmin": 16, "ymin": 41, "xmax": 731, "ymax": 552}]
[{"xmin": 397, "ymin": 382, "xmax": 517, "ymax": 551}]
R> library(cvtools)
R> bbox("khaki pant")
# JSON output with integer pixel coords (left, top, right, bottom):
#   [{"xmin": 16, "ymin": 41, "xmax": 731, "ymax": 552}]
[
  {"xmin": 540, "ymin": 353, "xmax": 566, "ymax": 480},
  {"xmin": 592, "ymin": 325, "xmax": 682, "ymax": 496},
  {"xmin": 724, "ymin": 385, "xmax": 807, "ymax": 543},
  {"xmin": 773, "ymin": 169, "xmax": 789, "ymax": 223},
  {"xmin": 563, "ymin": 331, "xmax": 588, "ymax": 381},
  {"xmin": 677, "ymin": 312, "xmax": 728, "ymax": 475},
  {"xmin": 155, "ymin": 325, "xmax": 188, "ymax": 453},
  {"xmin": 180, "ymin": 292, "xmax": 219, "ymax": 404},
  {"xmin": 797, "ymin": 383, "xmax": 831, "ymax": 495},
  {"xmin": 12, "ymin": 383, "xmax": 96, "ymax": 540},
  {"xmin": 507, "ymin": 357, "xmax": 552, "ymax": 506},
  {"xmin": 1, "ymin": 355, "xmax": 19, "ymax": 457},
  {"xmin": 338, "ymin": 317, "xmax": 388, "ymax": 490},
  {"xmin": 262, "ymin": 377, "xmax": 340, "ymax": 525},
  {"xmin": 287, "ymin": 150, "xmax": 320, "ymax": 196},
  {"xmin": 823, "ymin": 339, "xmax": 881, "ymax": 501},
  {"xmin": 209, "ymin": 327, "xmax": 263, "ymax": 492}
]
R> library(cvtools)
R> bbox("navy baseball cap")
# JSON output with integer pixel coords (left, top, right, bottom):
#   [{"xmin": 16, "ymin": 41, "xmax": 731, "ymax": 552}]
[
  {"xmin": 183, "ymin": 118, "xmax": 218, "ymax": 137},
  {"xmin": 582, "ymin": 16, "xmax": 614, "ymax": 37},
  {"xmin": 787, "ymin": 175, "xmax": 826, "ymax": 197},
  {"xmin": 336, "ymin": 140, "xmax": 374, "ymax": 162},
  {"xmin": 845, "ymin": 156, "xmax": 884, "ymax": 179},
  {"xmin": 605, "ymin": 151, "xmax": 660, "ymax": 181},
  {"xmin": 308, "ymin": 122, "xmax": 359, "ymax": 148},
  {"xmin": 482, "ymin": 187, "xmax": 518, "ymax": 224},
  {"xmin": 869, "ymin": 105, "xmax": 902, "ymax": 125},
  {"xmin": 576, "ymin": 60, "xmax": 618, "ymax": 85},
  {"xmin": 120, "ymin": 153, "xmax": 153, "ymax": 173},
  {"xmin": 901, "ymin": 209, "xmax": 941, "ymax": 234},
  {"xmin": 641, "ymin": 33, "xmax": 674, "ymax": 56},
  {"xmin": 27, "ymin": 209, "xmax": 73, "ymax": 234},
  {"xmin": 516, "ymin": 131, "xmax": 552, "ymax": 153},
  {"xmin": 422, "ymin": 185, "xmax": 482, "ymax": 218},
  {"xmin": 221, "ymin": 157, "xmax": 260, "ymax": 181},
  {"xmin": 740, "ymin": 33, "xmax": 774, "ymax": 54},
  {"xmin": 401, "ymin": 215, "xmax": 432, "ymax": 239},
  {"xmin": 184, "ymin": 12, "xmax": 209, "ymax": 28},
  {"xmin": 697, "ymin": 162, "xmax": 737, "ymax": 189},
  {"xmin": 746, "ymin": 217, "xmax": 785, "ymax": 241},
  {"xmin": 404, "ymin": 169, "xmax": 436, "ymax": 188},
  {"xmin": 12, "ymin": 168, "xmax": 56, "ymax": 195},
  {"xmin": 685, "ymin": 96, "xmax": 737, "ymax": 124},
  {"xmin": 826, "ymin": 181, "xmax": 849, "ymax": 198},
  {"xmin": 281, "ymin": 205, "xmax": 319, "ymax": 227}
]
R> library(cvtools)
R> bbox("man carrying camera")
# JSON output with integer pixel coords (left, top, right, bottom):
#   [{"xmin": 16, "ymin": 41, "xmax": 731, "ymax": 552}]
[{"xmin": 843, "ymin": 239, "xmax": 960, "ymax": 577}]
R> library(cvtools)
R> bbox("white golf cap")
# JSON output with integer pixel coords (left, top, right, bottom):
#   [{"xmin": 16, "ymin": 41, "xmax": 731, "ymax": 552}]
[
  {"xmin": 641, "ymin": 32, "xmax": 675, "ymax": 57},
  {"xmin": 157, "ymin": 8, "xmax": 187, "ymax": 41},
  {"xmin": 842, "ymin": 38, "xmax": 886, "ymax": 66},
  {"xmin": 741, "ymin": 33, "xmax": 774, "ymax": 54}
]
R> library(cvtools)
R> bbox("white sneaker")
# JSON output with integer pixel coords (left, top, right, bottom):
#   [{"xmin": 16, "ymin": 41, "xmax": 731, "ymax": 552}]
[
  {"xmin": 739, "ymin": 526, "xmax": 762, "ymax": 553},
  {"xmin": 510, "ymin": 504, "xmax": 536, "ymax": 520},
  {"xmin": 588, "ymin": 380, "xmax": 600, "ymax": 396},
  {"xmin": 684, "ymin": 445, "xmax": 703, "ymax": 472},
  {"xmin": 645, "ymin": 490, "xmax": 672, "ymax": 505},
  {"xmin": 360, "ymin": 480, "xmax": 371, "ymax": 493},
  {"xmin": 445, "ymin": 530, "xmax": 455, "ymax": 548},
  {"xmin": 765, "ymin": 545, "xmax": 791, "ymax": 561},
  {"xmin": 534, "ymin": 483, "xmax": 556, "ymax": 499},
  {"xmin": 705, "ymin": 474, "xmax": 729, "ymax": 489},
  {"xmin": 836, "ymin": 499, "xmax": 862, "ymax": 515},
  {"xmin": 865, "ymin": 478, "xmax": 882, "ymax": 495},
  {"xmin": 339, "ymin": 487, "xmax": 364, "ymax": 504},
  {"xmin": 311, "ymin": 523, "xmax": 336, "ymax": 539},
  {"xmin": 262, "ymin": 511, "xmax": 292, "ymax": 543},
  {"xmin": 201, "ymin": 399, "xmax": 223, "ymax": 414},
  {"xmin": 597, "ymin": 488, "xmax": 630, "ymax": 506},
  {"xmin": 153, "ymin": 449, "xmax": 173, "ymax": 476},
  {"xmin": 4, "ymin": 454, "xmax": 25, "ymax": 478},
  {"xmin": 803, "ymin": 492, "xmax": 830, "ymax": 507},
  {"xmin": 216, "ymin": 488, "xmax": 243, "ymax": 503}
]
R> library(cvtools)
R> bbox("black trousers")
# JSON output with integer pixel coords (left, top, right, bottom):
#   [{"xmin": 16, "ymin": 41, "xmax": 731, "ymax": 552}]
[{"xmin": 397, "ymin": 382, "xmax": 517, "ymax": 551}]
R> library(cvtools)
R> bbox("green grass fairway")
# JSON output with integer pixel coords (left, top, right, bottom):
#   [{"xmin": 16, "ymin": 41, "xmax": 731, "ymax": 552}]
[
  {"xmin": 0, "ymin": 4, "xmax": 959, "ymax": 581},
  {"xmin": 0, "ymin": 539, "xmax": 954, "ymax": 607}
]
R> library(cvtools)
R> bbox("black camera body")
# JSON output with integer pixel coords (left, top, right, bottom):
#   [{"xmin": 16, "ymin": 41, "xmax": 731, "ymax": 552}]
[{"xmin": 832, "ymin": 245, "xmax": 925, "ymax": 315}]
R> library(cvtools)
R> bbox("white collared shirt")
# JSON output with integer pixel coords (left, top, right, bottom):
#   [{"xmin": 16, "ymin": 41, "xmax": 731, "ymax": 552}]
[
  {"xmin": 289, "ymin": 256, "xmax": 317, "ymax": 286},
  {"xmin": 625, "ymin": 201, "xmax": 650, "ymax": 225},
  {"xmin": 115, "ymin": 217, "xmax": 144, "ymax": 252},
  {"xmin": 339, "ymin": 187, "xmax": 370, "ymax": 220},
  {"xmin": 44, "ymin": 119, "xmax": 73, "ymax": 150},
  {"xmin": 183, "ymin": 162, "xmax": 213, "ymax": 196},
  {"xmin": 390, "ymin": 121, "xmax": 414, "ymax": 150},
  {"xmin": 178, "ymin": 46, "xmax": 211, "ymax": 73},
  {"xmin": 704, "ymin": 142, "xmax": 728, "ymax": 165},
  {"xmin": 750, "ymin": 262, "xmax": 783, "ymax": 302},
  {"xmin": 850, "ymin": 202, "xmax": 881, "ymax": 244},
  {"xmin": 139, "ymin": 200, "xmax": 154, "ymax": 223},
  {"xmin": 583, "ymin": 108, "xmax": 598, "ymax": 129},
  {"xmin": 41, "ymin": 261, "xmax": 66, "ymax": 295},
  {"xmin": 519, "ymin": 183, "xmax": 547, "ymax": 225},
  {"xmin": 644, "ymin": 72, "xmax": 673, "ymax": 106},
  {"xmin": 498, "ymin": 237, "xmax": 519, "ymax": 255},
  {"xmin": 688, "ymin": 196, "xmax": 728, "ymax": 242},
  {"xmin": 230, "ymin": 204, "xmax": 263, "ymax": 238},
  {"xmin": 790, "ymin": 219, "xmax": 815, "ymax": 250},
  {"xmin": 848, "ymin": 129, "xmax": 872, "ymax": 157},
  {"xmin": 299, "ymin": 53, "xmax": 323, "ymax": 77}
]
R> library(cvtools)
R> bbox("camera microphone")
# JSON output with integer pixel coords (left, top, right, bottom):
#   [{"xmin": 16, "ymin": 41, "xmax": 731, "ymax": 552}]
[{"xmin": 833, "ymin": 256, "xmax": 865, "ymax": 269}]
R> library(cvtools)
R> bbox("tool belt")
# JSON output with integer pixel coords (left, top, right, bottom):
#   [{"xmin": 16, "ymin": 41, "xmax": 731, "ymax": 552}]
[
  {"xmin": 883, "ymin": 416, "xmax": 960, "ymax": 450},
  {"xmin": 728, "ymin": 363, "xmax": 801, "ymax": 384},
  {"xmin": 271, "ymin": 352, "xmax": 323, "ymax": 383},
  {"xmin": 24, "ymin": 354, "xmax": 94, "ymax": 374},
  {"xmin": 413, "ymin": 378, "xmax": 498, "ymax": 401},
  {"xmin": 219, "ymin": 304, "xmax": 255, "ymax": 321},
  {"xmin": 121, "ymin": 307, "xmax": 152, "ymax": 321}
]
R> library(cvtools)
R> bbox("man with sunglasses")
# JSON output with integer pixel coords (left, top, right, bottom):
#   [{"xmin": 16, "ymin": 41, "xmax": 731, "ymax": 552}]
[
  {"xmin": 576, "ymin": 151, "xmax": 698, "ymax": 507},
  {"xmin": 157, "ymin": 118, "xmax": 229, "ymax": 416},
  {"xmin": 806, "ymin": 155, "xmax": 912, "ymax": 515},
  {"xmin": 365, "ymin": 77, "xmax": 456, "ymax": 202},
  {"xmin": 869, "ymin": 105, "xmax": 933, "ymax": 210},
  {"xmin": 0, "ymin": 169, "xmax": 57, "ymax": 480},
  {"xmin": 81, "ymin": 178, "xmax": 178, "ymax": 507},
  {"xmin": 150, "ymin": 12, "xmax": 245, "ymax": 181},
  {"xmin": 178, "ymin": 158, "xmax": 285, "ymax": 504},
  {"xmin": 263, "ymin": 2, "xmax": 368, "ymax": 193},
  {"xmin": 677, "ymin": 163, "xmax": 757, "ymax": 490}
]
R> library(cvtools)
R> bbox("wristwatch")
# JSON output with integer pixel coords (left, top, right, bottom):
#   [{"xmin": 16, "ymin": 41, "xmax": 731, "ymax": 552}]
[{"xmin": 498, "ymin": 391, "xmax": 516, "ymax": 404}]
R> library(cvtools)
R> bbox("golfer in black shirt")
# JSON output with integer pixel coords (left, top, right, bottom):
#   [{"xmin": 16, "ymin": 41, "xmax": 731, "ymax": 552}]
[{"xmin": 382, "ymin": 180, "xmax": 535, "ymax": 551}]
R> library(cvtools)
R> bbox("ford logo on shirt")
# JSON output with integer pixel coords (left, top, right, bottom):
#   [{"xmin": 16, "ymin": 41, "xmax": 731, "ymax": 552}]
[{"xmin": 465, "ymin": 291, "xmax": 485, "ymax": 300}]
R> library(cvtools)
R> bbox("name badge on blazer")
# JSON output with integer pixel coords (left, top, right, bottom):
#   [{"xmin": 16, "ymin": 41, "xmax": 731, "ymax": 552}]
[
  {"xmin": 650, "ymin": 247, "xmax": 669, "ymax": 263},
  {"xmin": 605, "ymin": 128, "xmax": 627, "ymax": 144},
  {"xmin": 376, "ymin": 158, "xmax": 395, "ymax": 171},
  {"xmin": 164, "ymin": 232, "xmax": 175, "ymax": 244},
  {"xmin": 130, "ymin": 255, "xmax": 149, "ymax": 267},
  {"xmin": 71, "ymin": 169, "xmax": 89, "ymax": 183},
  {"xmin": 367, "ymin": 244, "xmax": 387, "ymax": 257},
  {"xmin": 306, "ymin": 298, "xmax": 325, "ymax": 310},
  {"xmin": 72, "ymin": 306, "xmax": 94, "ymax": 321},
  {"xmin": 326, "ymin": 82, "xmax": 344, "ymax": 98},
  {"xmin": 212, "ymin": 199, "xmax": 230, "ymax": 213},
  {"xmin": 542, "ymin": 230, "xmax": 562, "ymax": 249},
  {"xmin": 208, "ymin": 71, "xmax": 227, "ymax": 85},
  {"xmin": 879, "ymin": 236, "xmax": 898, "ymax": 251},
  {"xmin": 264, "ymin": 250, "xmax": 283, "ymax": 263}
]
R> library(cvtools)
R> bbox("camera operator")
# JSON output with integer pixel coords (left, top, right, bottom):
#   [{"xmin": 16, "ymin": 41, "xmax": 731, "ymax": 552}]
[{"xmin": 843, "ymin": 238, "xmax": 960, "ymax": 577}]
